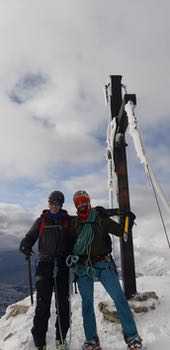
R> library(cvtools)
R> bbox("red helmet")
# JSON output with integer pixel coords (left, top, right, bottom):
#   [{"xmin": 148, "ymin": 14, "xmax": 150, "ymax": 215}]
[{"xmin": 73, "ymin": 190, "xmax": 90, "ymax": 209}]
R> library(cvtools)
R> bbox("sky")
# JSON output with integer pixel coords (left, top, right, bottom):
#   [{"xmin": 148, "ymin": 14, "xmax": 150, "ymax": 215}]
[{"xmin": 0, "ymin": 0, "xmax": 170, "ymax": 249}]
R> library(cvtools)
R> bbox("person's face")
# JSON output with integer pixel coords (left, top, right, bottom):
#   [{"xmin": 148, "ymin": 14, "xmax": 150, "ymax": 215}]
[{"xmin": 48, "ymin": 201, "xmax": 61, "ymax": 213}]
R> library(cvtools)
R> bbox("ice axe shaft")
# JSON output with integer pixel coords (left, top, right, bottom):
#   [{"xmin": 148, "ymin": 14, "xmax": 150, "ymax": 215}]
[{"xmin": 26, "ymin": 255, "xmax": 34, "ymax": 305}]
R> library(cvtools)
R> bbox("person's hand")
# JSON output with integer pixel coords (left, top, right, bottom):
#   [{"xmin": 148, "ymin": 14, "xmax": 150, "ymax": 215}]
[
  {"xmin": 127, "ymin": 211, "xmax": 136, "ymax": 230},
  {"xmin": 120, "ymin": 210, "xmax": 136, "ymax": 231},
  {"xmin": 20, "ymin": 244, "xmax": 32, "ymax": 257}
]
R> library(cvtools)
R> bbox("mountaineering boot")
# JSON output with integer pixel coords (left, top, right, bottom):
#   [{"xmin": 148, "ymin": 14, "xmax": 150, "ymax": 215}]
[
  {"xmin": 127, "ymin": 338, "xmax": 143, "ymax": 350},
  {"xmin": 82, "ymin": 338, "xmax": 102, "ymax": 350},
  {"xmin": 56, "ymin": 339, "xmax": 68, "ymax": 350}
]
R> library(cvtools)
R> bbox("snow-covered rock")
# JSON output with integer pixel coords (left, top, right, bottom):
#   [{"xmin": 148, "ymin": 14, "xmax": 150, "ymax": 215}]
[{"xmin": 0, "ymin": 275, "xmax": 170, "ymax": 350}]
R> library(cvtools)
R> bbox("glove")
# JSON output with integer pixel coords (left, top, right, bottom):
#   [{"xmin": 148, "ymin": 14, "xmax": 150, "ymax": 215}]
[
  {"xmin": 128, "ymin": 211, "xmax": 136, "ymax": 231},
  {"xmin": 120, "ymin": 210, "xmax": 136, "ymax": 232},
  {"xmin": 19, "ymin": 242, "xmax": 32, "ymax": 257}
]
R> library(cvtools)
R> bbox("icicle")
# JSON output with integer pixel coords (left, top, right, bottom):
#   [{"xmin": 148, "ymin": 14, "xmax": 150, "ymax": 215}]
[
  {"xmin": 104, "ymin": 83, "xmax": 110, "ymax": 106},
  {"xmin": 125, "ymin": 101, "xmax": 147, "ymax": 168},
  {"xmin": 105, "ymin": 92, "xmax": 120, "ymax": 260},
  {"xmin": 125, "ymin": 101, "xmax": 170, "ymax": 214},
  {"xmin": 106, "ymin": 120, "xmax": 119, "ymax": 203},
  {"xmin": 105, "ymin": 88, "xmax": 118, "ymax": 204}
]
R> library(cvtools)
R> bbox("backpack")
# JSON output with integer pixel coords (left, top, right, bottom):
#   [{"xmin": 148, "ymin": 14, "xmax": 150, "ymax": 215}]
[{"xmin": 38, "ymin": 210, "xmax": 69, "ymax": 258}]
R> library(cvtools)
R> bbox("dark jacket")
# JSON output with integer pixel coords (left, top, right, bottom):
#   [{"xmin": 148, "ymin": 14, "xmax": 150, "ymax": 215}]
[
  {"xmin": 70, "ymin": 206, "xmax": 122, "ymax": 258},
  {"xmin": 20, "ymin": 209, "xmax": 71, "ymax": 264}
]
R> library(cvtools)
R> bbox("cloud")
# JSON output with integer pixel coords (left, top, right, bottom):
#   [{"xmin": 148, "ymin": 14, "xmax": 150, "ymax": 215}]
[
  {"xmin": 0, "ymin": 203, "xmax": 34, "ymax": 240},
  {"xmin": 9, "ymin": 72, "xmax": 48, "ymax": 104},
  {"xmin": 0, "ymin": 83, "xmax": 104, "ymax": 180},
  {"xmin": 0, "ymin": 0, "xmax": 170, "ymax": 248}
]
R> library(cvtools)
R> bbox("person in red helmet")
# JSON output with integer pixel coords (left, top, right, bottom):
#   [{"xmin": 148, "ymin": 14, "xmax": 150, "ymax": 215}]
[
  {"xmin": 73, "ymin": 190, "xmax": 91, "ymax": 221},
  {"xmin": 72, "ymin": 190, "xmax": 142, "ymax": 350}
]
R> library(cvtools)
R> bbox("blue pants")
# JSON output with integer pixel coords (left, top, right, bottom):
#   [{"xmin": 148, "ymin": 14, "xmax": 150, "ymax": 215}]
[{"xmin": 77, "ymin": 260, "xmax": 139, "ymax": 343}]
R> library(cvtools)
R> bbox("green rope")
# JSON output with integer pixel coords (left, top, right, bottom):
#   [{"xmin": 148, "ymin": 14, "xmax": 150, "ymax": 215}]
[{"xmin": 73, "ymin": 208, "xmax": 96, "ymax": 256}]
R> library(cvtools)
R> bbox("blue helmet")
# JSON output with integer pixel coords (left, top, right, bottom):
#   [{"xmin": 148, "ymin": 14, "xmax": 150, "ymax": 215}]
[{"xmin": 48, "ymin": 191, "xmax": 64, "ymax": 207}]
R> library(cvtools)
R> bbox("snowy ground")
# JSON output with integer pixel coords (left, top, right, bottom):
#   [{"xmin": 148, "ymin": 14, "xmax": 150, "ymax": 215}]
[
  {"xmin": 0, "ymin": 274, "xmax": 170, "ymax": 350},
  {"xmin": 1, "ymin": 216, "xmax": 170, "ymax": 350}
]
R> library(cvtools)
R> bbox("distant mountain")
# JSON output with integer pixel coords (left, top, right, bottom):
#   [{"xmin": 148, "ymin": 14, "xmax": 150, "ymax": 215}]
[
  {"xmin": 0, "ymin": 232, "xmax": 19, "ymax": 251},
  {"xmin": 0, "ymin": 249, "xmax": 36, "ymax": 285},
  {"xmin": 0, "ymin": 250, "xmax": 36, "ymax": 317},
  {"xmin": 0, "ymin": 283, "xmax": 28, "ymax": 317}
]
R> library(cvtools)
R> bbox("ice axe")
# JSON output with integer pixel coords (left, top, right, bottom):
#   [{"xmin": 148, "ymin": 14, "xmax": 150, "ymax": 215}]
[{"xmin": 26, "ymin": 254, "xmax": 34, "ymax": 305}]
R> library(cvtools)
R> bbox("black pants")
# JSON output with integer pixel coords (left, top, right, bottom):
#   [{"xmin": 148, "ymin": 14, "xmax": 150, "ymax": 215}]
[{"xmin": 31, "ymin": 260, "xmax": 70, "ymax": 347}]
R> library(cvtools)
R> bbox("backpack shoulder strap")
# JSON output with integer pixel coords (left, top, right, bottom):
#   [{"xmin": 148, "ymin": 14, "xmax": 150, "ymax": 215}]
[{"xmin": 39, "ymin": 209, "xmax": 49, "ymax": 236}]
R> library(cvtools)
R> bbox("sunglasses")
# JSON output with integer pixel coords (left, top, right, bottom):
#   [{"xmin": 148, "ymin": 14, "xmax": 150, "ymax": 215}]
[{"xmin": 48, "ymin": 201, "xmax": 61, "ymax": 207}]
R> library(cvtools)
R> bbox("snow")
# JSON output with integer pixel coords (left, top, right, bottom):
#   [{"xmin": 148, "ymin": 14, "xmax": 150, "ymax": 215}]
[{"xmin": 0, "ymin": 272, "xmax": 170, "ymax": 350}]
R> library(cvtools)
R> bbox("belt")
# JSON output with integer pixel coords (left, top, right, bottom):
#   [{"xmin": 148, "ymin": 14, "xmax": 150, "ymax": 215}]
[{"xmin": 79, "ymin": 254, "xmax": 112, "ymax": 265}]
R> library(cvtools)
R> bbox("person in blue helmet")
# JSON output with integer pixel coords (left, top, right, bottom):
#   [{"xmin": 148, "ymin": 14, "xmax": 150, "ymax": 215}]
[{"xmin": 20, "ymin": 191, "xmax": 71, "ymax": 350}]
